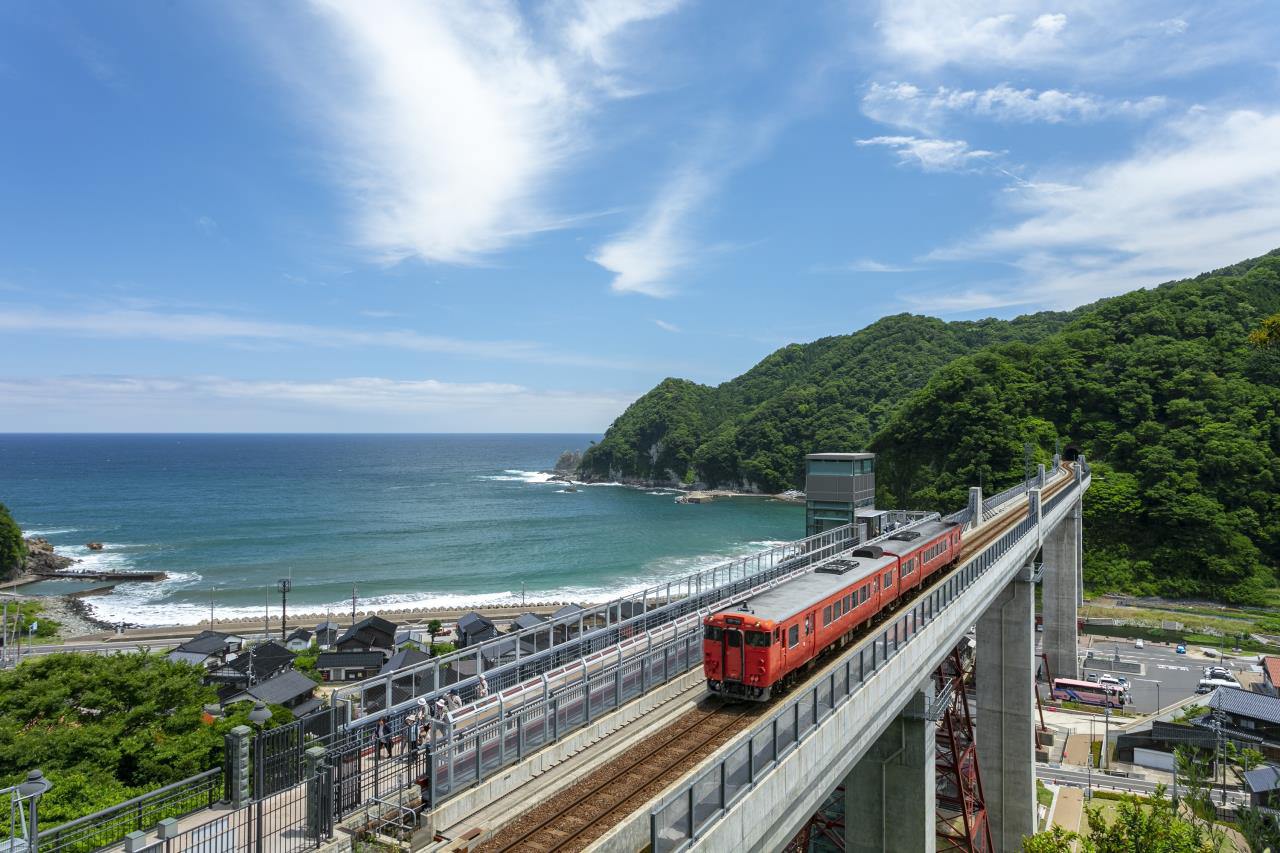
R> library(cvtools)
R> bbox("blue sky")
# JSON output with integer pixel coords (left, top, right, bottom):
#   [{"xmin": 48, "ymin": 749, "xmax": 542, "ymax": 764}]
[{"xmin": 2, "ymin": 1, "xmax": 1279, "ymax": 432}]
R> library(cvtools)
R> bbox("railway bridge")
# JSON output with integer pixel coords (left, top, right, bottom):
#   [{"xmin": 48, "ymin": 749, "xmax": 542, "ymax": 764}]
[{"xmin": 38, "ymin": 456, "xmax": 1089, "ymax": 853}]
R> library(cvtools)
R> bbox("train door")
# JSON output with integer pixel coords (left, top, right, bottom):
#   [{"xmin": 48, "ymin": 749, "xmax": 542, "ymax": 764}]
[{"xmin": 722, "ymin": 628, "xmax": 744, "ymax": 682}]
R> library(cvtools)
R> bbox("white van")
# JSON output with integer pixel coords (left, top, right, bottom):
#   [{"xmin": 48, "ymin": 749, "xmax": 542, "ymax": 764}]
[{"xmin": 1134, "ymin": 638, "xmax": 1144, "ymax": 649}]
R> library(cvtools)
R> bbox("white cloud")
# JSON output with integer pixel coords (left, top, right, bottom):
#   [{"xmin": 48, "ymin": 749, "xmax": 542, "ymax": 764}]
[
  {"xmin": 654, "ymin": 319, "xmax": 680, "ymax": 332},
  {"xmin": 562, "ymin": 0, "xmax": 684, "ymax": 68},
  {"xmin": 196, "ymin": 215, "xmax": 219, "ymax": 236},
  {"xmin": 863, "ymin": 81, "xmax": 1166, "ymax": 131},
  {"xmin": 933, "ymin": 108, "xmax": 1280, "ymax": 307},
  {"xmin": 0, "ymin": 375, "xmax": 637, "ymax": 432},
  {"xmin": 255, "ymin": 1, "xmax": 682, "ymax": 267},
  {"xmin": 0, "ymin": 305, "xmax": 623, "ymax": 368},
  {"xmin": 872, "ymin": 1, "xmax": 1271, "ymax": 77},
  {"xmin": 590, "ymin": 165, "xmax": 712, "ymax": 296},
  {"xmin": 855, "ymin": 135, "xmax": 998, "ymax": 172}
]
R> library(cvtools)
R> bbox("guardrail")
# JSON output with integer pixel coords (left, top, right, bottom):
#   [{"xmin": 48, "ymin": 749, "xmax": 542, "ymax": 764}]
[
  {"xmin": 649, "ymin": 473, "xmax": 1086, "ymax": 851},
  {"xmin": 36, "ymin": 769, "xmax": 222, "ymax": 853}
]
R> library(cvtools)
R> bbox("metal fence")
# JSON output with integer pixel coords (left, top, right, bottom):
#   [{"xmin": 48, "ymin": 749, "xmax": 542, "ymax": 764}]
[
  {"xmin": 131, "ymin": 770, "xmax": 332, "ymax": 853},
  {"xmin": 36, "ymin": 771, "xmax": 223, "ymax": 853},
  {"xmin": 649, "ymin": 475, "xmax": 1085, "ymax": 851},
  {"xmin": 330, "ymin": 521, "xmax": 881, "ymax": 719}
]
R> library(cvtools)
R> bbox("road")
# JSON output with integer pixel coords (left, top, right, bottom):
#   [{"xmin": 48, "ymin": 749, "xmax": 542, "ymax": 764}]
[
  {"xmin": 1077, "ymin": 636, "xmax": 1256, "ymax": 715},
  {"xmin": 1037, "ymin": 764, "xmax": 1249, "ymax": 806}
]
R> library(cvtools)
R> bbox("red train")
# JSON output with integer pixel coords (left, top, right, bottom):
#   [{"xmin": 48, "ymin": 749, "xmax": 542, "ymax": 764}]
[{"xmin": 703, "ymin": 519, "xmax": 962, "ymax": 700}]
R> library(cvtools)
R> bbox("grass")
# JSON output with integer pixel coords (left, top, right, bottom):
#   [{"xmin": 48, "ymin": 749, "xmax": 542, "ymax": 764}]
[{"xmin": 1037, "ymin": 780, "xmax": 1054, "ymax": 830}]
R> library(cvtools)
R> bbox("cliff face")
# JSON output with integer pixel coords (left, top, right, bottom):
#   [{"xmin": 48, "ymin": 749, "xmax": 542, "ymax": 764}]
[
  {"xmin": 578, "ymin": 310, "xmax": 1080, "ymax": 491},
  {"xmin": 22, "ymin": 537, "xmax": 77, "ymax": 573}
]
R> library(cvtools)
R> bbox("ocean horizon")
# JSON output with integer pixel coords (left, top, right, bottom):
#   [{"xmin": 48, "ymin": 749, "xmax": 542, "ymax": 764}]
[{"xmin": 0, "ymin": 433, "xmax": 802, "ymax": 627}]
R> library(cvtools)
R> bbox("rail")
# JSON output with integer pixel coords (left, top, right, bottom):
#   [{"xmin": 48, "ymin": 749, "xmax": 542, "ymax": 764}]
[
  {"xmin": 36, "ymin": 769, "xmax": 222, "ymax": 853},
  {"xmin": 649, "ymin": 472, "xmax": 1087, "ymax": 851}
]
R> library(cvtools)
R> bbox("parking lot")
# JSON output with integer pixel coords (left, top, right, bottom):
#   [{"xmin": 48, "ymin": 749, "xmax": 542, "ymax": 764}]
[{"xmin": 1074, "ymin": 634, "xmax": 1259, "ymax": 714}]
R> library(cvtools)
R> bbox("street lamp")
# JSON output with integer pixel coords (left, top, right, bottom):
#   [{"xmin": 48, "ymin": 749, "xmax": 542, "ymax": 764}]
[
  {"xmin": 18, "ymin": 769, "xmax": 52, "ymax": 853},
  {"xmin": 1103, "ymin": 706, "xmax": 1111, "ymax": 770},
  {"xmin": 277, "ymin": 579, "xmax": 291, "ymax": 642}
]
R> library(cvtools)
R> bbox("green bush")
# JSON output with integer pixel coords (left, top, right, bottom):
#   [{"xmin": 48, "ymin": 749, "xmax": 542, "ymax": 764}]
[{"xmin": 0, "ymin": 502, "xmax": 26, "ymax": 581}]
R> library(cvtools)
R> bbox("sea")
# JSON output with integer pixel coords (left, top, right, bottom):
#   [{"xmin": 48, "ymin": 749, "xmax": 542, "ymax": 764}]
[{"xmin": 0, "ymin": 434, "xmax": 802, "ymax": 627}]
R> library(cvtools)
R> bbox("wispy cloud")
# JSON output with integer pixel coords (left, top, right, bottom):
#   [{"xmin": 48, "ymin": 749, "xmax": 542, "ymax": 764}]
[
  {"xmin": 196, "ymin": 215, "xmax": 219, "ymax": 236},
  {"xmin": 872, "ymin": 1, "xmax": 1275, "ymax": 78},
  {"xmin": 253, "ymin": 1, "xmax": 683, "ymax": 268},
  {"xmin": 855, "ymin": 135, "xmax": 998, "ymax": 172},
  {"xmin": 932, "ymin": 107, "xmax": 1280, "ymax": 307},
  {"xmin": 590, "ymin": 164, "xmax": 713, "ymax": 297},
  {"xmin": 0, "ymin": 375, "xmax": 638, "ymax": 432},
  {"xmin": 653, "ymin": 319, "xmax": 680, "ymax": 332},
  {"xmin": 814, "ymin": 259, "xmax": 921, "ymax": 274},
  {"xmin": 0, "ymin": 305, "xmax": 625, "ymax": 368},
  {"xmin": 863, "ymin": 81, "xmax": 1167, "ymax": 132}
]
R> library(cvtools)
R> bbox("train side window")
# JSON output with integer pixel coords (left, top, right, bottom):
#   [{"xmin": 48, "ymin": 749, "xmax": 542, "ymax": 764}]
[
  {"xmin": 705, "ymin": 626, "xmax": 723, "ymax": 641},
  {"xmin": 860, "ymin": 586, "xmax": 869, "ymax": 603},
  {"xmin": 774, "ymin": 627, "xmax": 782, "ymax": 642},
  {"xmin": 788, "ymin": 625, "xmax": 800, "ymax": 647},
  {"xmin": 746, "ymin": 630, "xmax": 771, "ymax": 647},
  {"xmin": 883, "ymin": 570, "xmax": 893, "ymax": 587},
  {"xmin": 823, "ymin": 605, "xmax": 832, "ymax": 626},
  {"xmin": 805, "ymin": 614, "xmax": 813, "ymax": 635}
]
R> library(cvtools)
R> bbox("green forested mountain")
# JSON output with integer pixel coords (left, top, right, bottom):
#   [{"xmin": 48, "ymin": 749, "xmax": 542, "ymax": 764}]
[
  {"xmin": 582, "ymin": 251, "xmax": 1280, "ymax": 602},
  {"xmin": 579, "ymin": 310, "xmax": 1080, "ymax": 489},
  {"xmin": 873, "ymin": 252, "xmax": 1280, "ymax": 602}
]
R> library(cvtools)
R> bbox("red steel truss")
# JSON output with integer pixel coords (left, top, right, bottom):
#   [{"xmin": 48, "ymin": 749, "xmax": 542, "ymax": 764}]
[
  {"xmin": 782, "ymin": 785, "xmax": 845, "ymax": 852},
  {"xmin": 935, "ymin": 645, "xmax": 994, "ymax": 853}
]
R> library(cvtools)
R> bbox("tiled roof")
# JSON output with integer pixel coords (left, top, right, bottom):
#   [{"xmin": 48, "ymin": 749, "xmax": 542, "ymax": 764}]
[
  {"xmin": 243, "ymin": 670, "xmax": 317, "ymax": 705},
  {"xmin": 1207, "ymin": 685, "xmax": 1280, "ymax": 726},
  {"xmin": 1245, "ymin": 765, "xmax": 1280, "ymax": 794},
  {"xmin": 1263, "ymin": 657, "xmax": 1280, "ymax": 687},
  {"xmin": 381, "ymin": 649, "xmax": 431, "ymax": 674},
  {"xmin": 174, "ymin": 630, "xmax": 232, "ymax": 655},
  {"xmin": 316, "ymin": 651, "xmax": 384, "ymax": 670}
]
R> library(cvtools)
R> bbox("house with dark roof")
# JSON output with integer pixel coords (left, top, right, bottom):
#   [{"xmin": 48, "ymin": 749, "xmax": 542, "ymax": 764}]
[
  {"xmin": 207, "ymin": 640, "xmax": 296, "ymax": 691},
  {"xmin": 1262, "ymin": 657, "xmax": 1280, "ymax": 697},
  {"xmin": 381, "ymin": 648, "xmax": 431, "ymax": 675},
  {"xmin": 335, "ymin": 615, "xmax": 397, "ymax": 657},
  {"xmin": 221, "ymin": 670, "xmax": 321, "ymax": 718},
  {"xmin": 1245, "ymin": 765, "xmax": 1280, "ymax": 807},
  {"xmin": 314, "ymin": 620, "xmax": 341, "ymax": 648},
  {"xmin": 1202, "ymin": 687, "xmax": 1280, "ymax": 754},
  {"xmin": 510, "ymin": 612, "xmax": 550, "ymax": 655},
  {"xmin": 167, "ymin": 630, "xmax": 245, "ymax": 669},
  {"xmin": 457, "ymin": 612, "xmax": 497, "ymax": 648},
  {"xmin": 552, "ymin": 604, "xmax": 585, "ymax": 643},
  {"xmin": 285, "ymin": 628, "xmax": 313, "ymax": 652},
  {"xmin": 315, "ymin": 651, "xmax": 384, "ymax": 682}
]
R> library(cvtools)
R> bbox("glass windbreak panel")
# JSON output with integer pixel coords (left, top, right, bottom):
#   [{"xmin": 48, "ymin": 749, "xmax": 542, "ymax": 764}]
[
  {"xmin": 808, "ymin": 459, "xmax": 854, "ymax": 475},
  {"xmin": 705, "ymin": 625, "xmax": 723, "ymax": 641},
  {"xmin": 745, "ymin": 630, "xmax": 771, "ymax": 647}
]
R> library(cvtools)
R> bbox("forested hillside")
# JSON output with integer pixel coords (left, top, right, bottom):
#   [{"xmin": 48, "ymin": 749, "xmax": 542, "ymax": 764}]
[
  {"xmin": 873, "ymin": 252, "xmax": 1280, "ymax": 602},
  {"xmin": 579, "ymin": 310, "xmax": 1079, "ymax": 489},
  {"xmin": 584, "ymin": 251, "xmax": 1280, "ymax": 602}
]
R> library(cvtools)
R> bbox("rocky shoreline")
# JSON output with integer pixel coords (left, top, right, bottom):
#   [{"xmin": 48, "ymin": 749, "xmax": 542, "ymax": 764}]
[
  {"xmin": 22, "ymin": 536, "xmax": 78, "ymax": 573},
  {"xmin": 546, "ymin": 448, "xmax": 805, "ymax": 503}
]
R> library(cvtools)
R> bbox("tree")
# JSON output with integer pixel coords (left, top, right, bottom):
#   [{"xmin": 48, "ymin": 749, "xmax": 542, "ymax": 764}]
[
  {"xmin": 0, "ymin": 501, "xmax": 26, "ymax": 581},
  {"xmin": 1023, "ymin": 785, "xmax": 1222, "ymax": 852},
  {"xmin": 426, "ymin": 619, "xmax": 443, "ymax": 653},
  {"xmin": 1249, "ymin": 312, "xmax": 1280, "ymax": 348}
]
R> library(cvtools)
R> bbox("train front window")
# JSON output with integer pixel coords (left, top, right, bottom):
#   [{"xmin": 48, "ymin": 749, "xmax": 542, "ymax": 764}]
[
  {"xmin": 726, "ymin": 630, "xmax": 742, "ymax": 648},
  {"xmin": 705, "ymin": 626, "xmax": 723, "ymax": 641},
  {"xmin": 745, "ymin": 630, "xmax": 771, "ymax": 647}
]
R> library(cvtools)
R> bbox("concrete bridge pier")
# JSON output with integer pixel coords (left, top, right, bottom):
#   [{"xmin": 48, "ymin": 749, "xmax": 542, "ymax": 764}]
[
  {"xmin": 843, "ymin": 684, "xmax": 936, "ymax": 853},
  {"xmin": 977, "ymin": 571, "xmax": 1035, "ymax": 851},
  {"xmin": 1042, "ymin": 496, "xmax": 1082, "ymax": 682}
]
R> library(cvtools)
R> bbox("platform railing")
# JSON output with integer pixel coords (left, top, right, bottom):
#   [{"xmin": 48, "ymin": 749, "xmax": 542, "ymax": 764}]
[{"xmin": 648, "ymin": 475, "xmax": 1086, "ymax": 851}]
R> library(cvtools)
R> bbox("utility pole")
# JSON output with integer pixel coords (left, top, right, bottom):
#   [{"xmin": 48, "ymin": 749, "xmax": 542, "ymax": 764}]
[
  {"xmin": 351, "ymin": 584, "xmax": 357, "ymax": 625},
  {"xmin": 209, "ymin": 587, "xmax": 215, "ymax": 630},
  {"xmin": 278, "ymin": 578, "xmax": 291, "ymax": 642}
]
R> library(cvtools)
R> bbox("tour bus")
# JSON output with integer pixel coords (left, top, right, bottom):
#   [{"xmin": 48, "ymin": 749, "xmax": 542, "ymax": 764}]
[{"xmin": 1052, "ymin": 677, "xmax": 1127, "ymax": 708}]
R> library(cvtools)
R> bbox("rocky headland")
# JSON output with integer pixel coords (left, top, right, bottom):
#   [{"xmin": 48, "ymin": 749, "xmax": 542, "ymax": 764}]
[{"xmin": 23, "ymin": 536, "xmax": 78, "ymax": 573}]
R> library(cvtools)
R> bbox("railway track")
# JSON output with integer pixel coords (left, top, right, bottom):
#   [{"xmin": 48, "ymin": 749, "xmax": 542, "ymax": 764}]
[
  {"xmin": 475, "ymin": 466, "xmax": 1076, "ymax": 851},
  {"xmin": 477, "ymin": 703, "xmax": 756, "ymax": 853}
]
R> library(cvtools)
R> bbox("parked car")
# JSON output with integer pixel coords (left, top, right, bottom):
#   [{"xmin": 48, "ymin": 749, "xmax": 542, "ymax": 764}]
[
  {"xmin": 1134, "ymin": 638, "xmax": 1144, "ymax": 649},
  {"xmin": 1176, "ymin": 643, "xmax": 1187, "ymax": 654}
]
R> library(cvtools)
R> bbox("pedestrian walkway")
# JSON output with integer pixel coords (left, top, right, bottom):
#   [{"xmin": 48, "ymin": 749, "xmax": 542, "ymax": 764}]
[{"xmin": 1062, "ymin": 733, "xmax": 1095, "ymax": 767}]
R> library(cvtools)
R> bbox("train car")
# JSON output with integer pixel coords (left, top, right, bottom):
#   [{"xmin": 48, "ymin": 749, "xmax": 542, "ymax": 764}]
[{"xmin": 704, "ymin": 519, "xmax": 961, "ymax": 701}]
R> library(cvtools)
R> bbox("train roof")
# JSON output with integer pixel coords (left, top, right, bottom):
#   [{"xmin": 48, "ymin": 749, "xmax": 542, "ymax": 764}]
[
  {"xmin": 716, "ymin": 552, "xmax": 897, "ymax": 624},
  {"xmin": 873, "ymin": 519, "xmax": 955, "ymax": 556}
]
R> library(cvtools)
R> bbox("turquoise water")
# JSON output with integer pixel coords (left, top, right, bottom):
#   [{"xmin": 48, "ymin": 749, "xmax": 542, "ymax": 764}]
[{"xmin": 0, "ymin": 435, "xmax": 802, "ymax": 626}]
